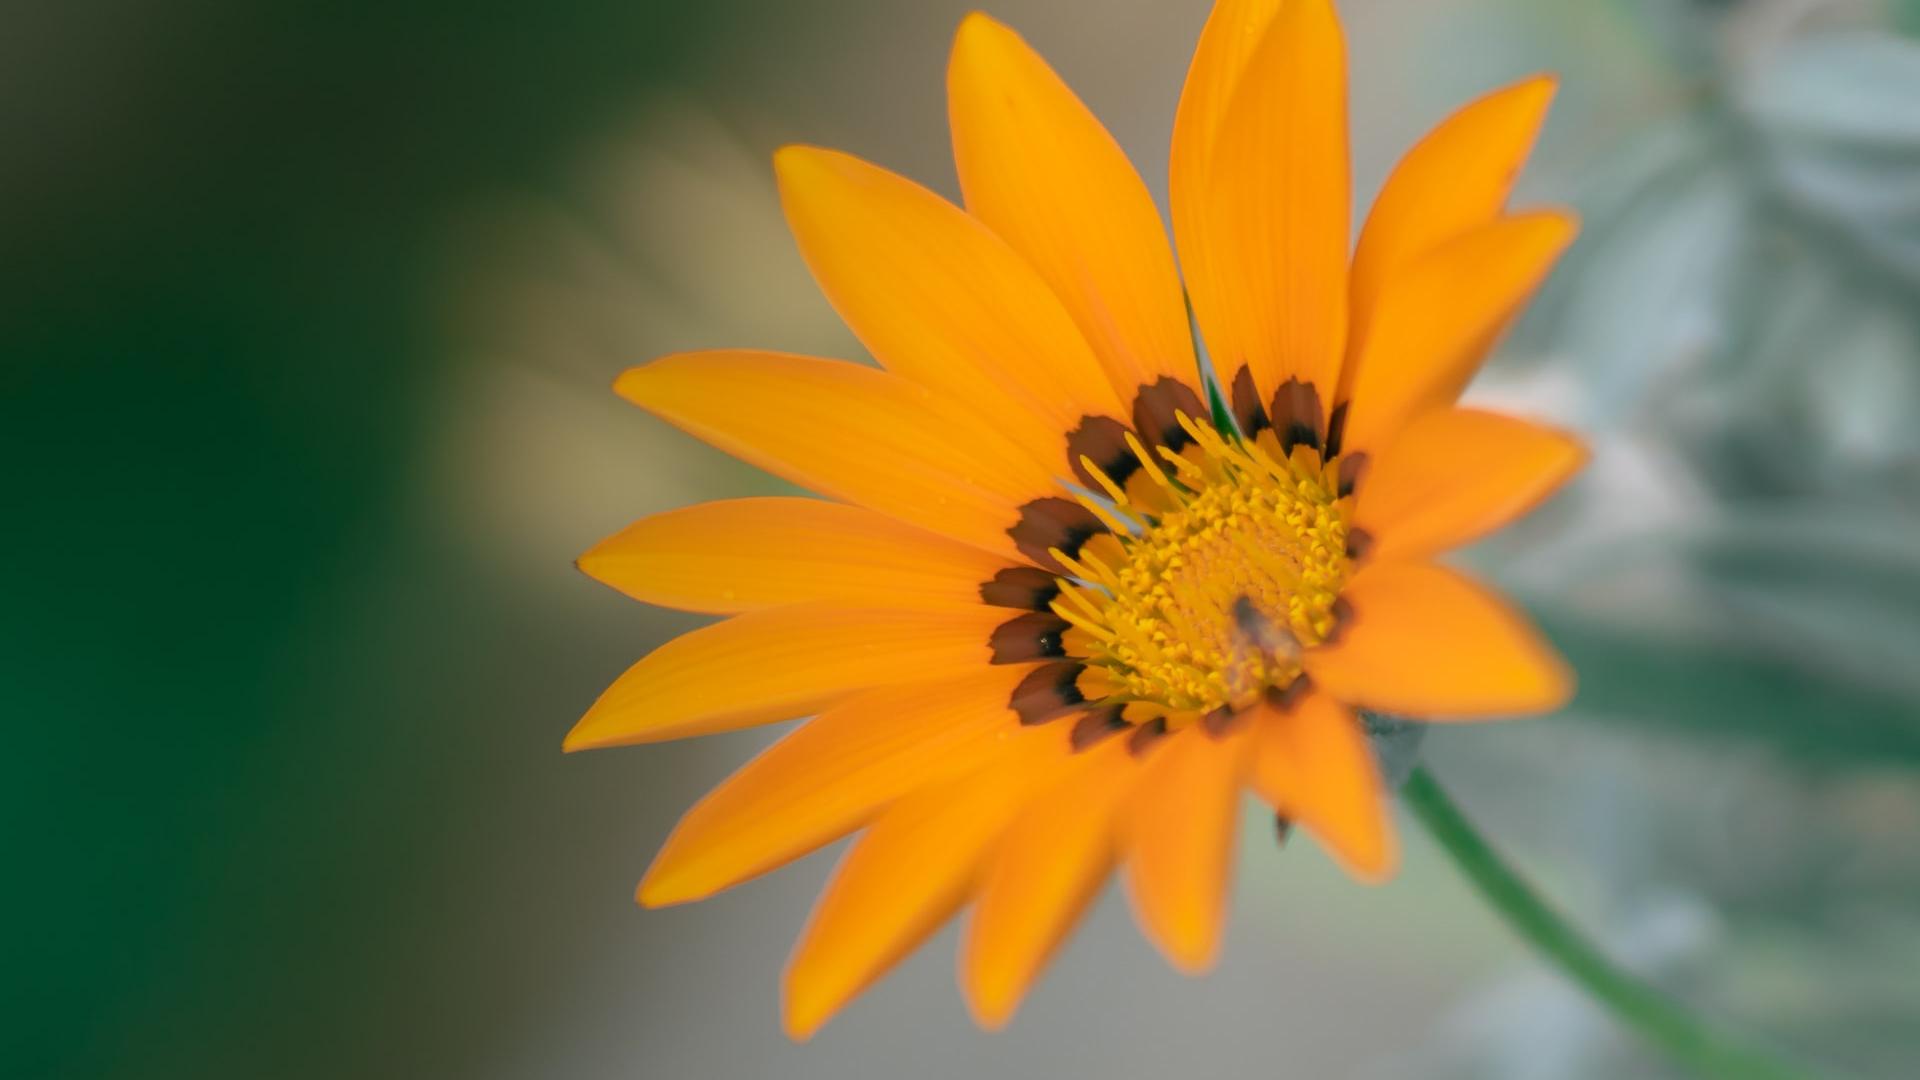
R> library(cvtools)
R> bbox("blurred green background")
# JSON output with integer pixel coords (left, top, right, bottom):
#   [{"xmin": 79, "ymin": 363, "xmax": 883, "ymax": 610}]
[{"xmin": 6, "ymin": 0, "xmax": 1920, "ymax": 1076}]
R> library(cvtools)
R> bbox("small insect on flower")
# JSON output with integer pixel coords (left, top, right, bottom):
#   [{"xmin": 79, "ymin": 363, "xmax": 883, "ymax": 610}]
[{"xmin": 567, "ymin": 0, "xmax": 1586, "ymax": 1039}]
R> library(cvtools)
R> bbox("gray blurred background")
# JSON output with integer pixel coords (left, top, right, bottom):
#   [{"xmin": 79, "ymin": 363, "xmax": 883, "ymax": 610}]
[{"xmin": 6, "ymin": 0, "xmax": 1920, "ymax": 1076}]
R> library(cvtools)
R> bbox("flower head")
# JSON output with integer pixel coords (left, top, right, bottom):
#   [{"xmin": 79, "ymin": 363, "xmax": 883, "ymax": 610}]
[{"xmin": 568, "ymin": 0, "xmax": 1584, "ymax": 1039}]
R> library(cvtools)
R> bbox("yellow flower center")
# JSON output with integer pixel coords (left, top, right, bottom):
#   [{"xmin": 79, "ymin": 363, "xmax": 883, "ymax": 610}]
[{"xmin": 1052, "ymin": 417, "xmax": 1351, "ymax": 718}]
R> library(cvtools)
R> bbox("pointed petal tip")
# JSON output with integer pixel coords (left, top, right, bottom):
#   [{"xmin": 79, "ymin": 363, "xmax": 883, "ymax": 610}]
[
  {"xmin": 1490, "ymin": 641, "xmax": 1576, "ymax": 718},
  {"xmin": 780, "ymin": 983, "xmax": 832, "ymax": 1043},
  {"xmin": 562, "ymin": 702, "xmax": 665, "ymax": 753},
  {"xmin": 560, "ymin": 721, "xmax": 601, "ymax": 753},
  {"xmin": 1165, "ymin": 932, "xmax": 1222, "ymax": 977},
  {"xmin": 770, "ymin": 142, "xmax": 816, "ymax": 174},
  {"xmin": 610, "ymin": 362, "xmax": 659, "ymax": 407},
  {"xmin": 959, "ymin": 970, "xmax": 1019, "ymax": 1033},
  {"xmin": 634, "ymin": 824, "xmax": 740, "ymax": 908},
  {"xmin": 1510, "ymin": 630, "xmax": 1578, "ymax": 716},
  {"xmin": 1534, "ymin": 206, "xmax": 1582, "ymax": 244},
  {"xmin": 953, "ymin": 8, "xmax": 1010, "ymax": 45},
  {"xmin": 974, "ymin": 1011, "xmax": 1015, "ymax": 1034},
  {"xmin": 1524, "ymin": 71, "xmax": 1560, "ymax": 98},
  {"xmin": 1327, "ymin": 826, "xmax": 1401, "ymax": 886},
  {"xmin": 1486, "ymin": 207, "xmax": 1580, "ymax": 256},
  {"xmin": 560, "ymin": 709, "xmax": 597, "ymax": 751},
  {"xmin": 634, "ymin": 866, "xmax": 702, "ymax": 909},
  {"xmin": 948, "ymin": 11, "xmax": 1024, "ymax": 84},
  {"xmin": 563, "ymin": 679, "xmax": 657, "ymax": 751},
  {"xmin": 1556, "ymin": 430, "xmax": 1594, "ymax": 480},
  {"xmin": 570, "ymin": 543, "xmax": 645, "ymax": 600},
  {"xmin": 572, "ymin": 548, "xmax": 611, "ymax": 586},
  {"xmin": 958, "ymin": 937, "xmax": 1027, "ymax": 1032},
  {"xmin": 1492, "ymin": 71, "xmax": 1558, "ymax": 113},
  {"xmin": 1570, "ymin": 432, "xmax": 1593, "ymax": 464},
  {"xmin": 1350, "ymin": 856, "xmax": 1400, "ymax": 887},
  {"xmin": 1128, "ymin": 888, "xmax": 1223, "ymax": 976},
  {"xmin": 772, "ymin": 142, "xmax": 857, "ymax": 188},
  {"xmin": 771, "ymin": 144, "xmax": 849, "ymax": 201},
  {"xmin": 966, "ymin": 1001, "xmax": 1017, "ymax": 1034},
  {"xmin": 1543, "ymin": 654, "xmax": 1577, "ymax": 710}
]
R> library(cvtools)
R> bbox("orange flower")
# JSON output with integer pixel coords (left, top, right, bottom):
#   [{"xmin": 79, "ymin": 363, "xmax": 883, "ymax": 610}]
[{"xmin": 568, "ymin": 0, "xmax": 1584, "ymax": 1039}]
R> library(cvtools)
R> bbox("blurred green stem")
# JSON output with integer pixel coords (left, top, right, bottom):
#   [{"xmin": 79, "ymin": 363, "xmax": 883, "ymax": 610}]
[{"xmin": 1403, "ymin": 766, "xmax": 1812, "ymax": 1080}]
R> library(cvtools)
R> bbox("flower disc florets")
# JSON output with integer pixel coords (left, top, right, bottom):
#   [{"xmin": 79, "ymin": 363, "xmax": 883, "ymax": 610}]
[{"xmin": 1052, "ymin": 417, "xmax": 1351, "ymax": 718}]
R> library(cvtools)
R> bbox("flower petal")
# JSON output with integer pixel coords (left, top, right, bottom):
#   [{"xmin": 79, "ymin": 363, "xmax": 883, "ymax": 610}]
[
  {"xmin": 1353, "ymin": 408, "xmax": 1587, "ymax": 561},
  {"xmin": 1121, "ymin": 725, "xmax": 1249, "ymax": 974},
  {"xmin": 639, "ymin": 668, "xmax": 1036, "ymax": 906},
  {"xmin": 579, "ymin": 497, "xmax": 1015, "ymax": 615},
  {"xmin": 1304, "ymin": 561, "xmax": 1572, "ymax": 719},
  {"xmin": 1177, "ymin": 0, "xmax": 1349, "ymax": 422},
  {"xmin": 1337, "ymin": 212, "xmax": 1578, "ymax": 456},
  {"xmin": 948, "ymin": 13, "xmax": 1195, "ymax": 398},
  {"xmin": 564, "ymin": 603, "xmax": 1010, "ymax": 751},
  {"xmin": 1247, "ymin": 689, "xmax": 1396, "ymax": 882},
  {"xmin": 783, "ymin": 728, "xmax": 1070, "ymax": 1040},
  {"xmin": 961, "ymin": 736, "xmax": 1134, "ymax": 1028},
  {"xmin": 776, "ymin": 145, "xmax": 1128, "ymax": 475},
  {"xmin": 1171, "ymin": 0, "xmax": 1284, "ymax": 370},
  {"xmin": 1171, "ymin": 0, "xmax": 1285, "ymax": 198},
  {"xmin": 1346, "ymin": 75, "xmax": 1557, "ymax": 375},
  {"xmin": 616, "ymin": 350, "xmax": 1048, "ymax": 558}
]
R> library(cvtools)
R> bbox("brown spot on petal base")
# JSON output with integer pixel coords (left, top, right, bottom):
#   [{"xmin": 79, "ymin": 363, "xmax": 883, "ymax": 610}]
[
  {"xmin": 1200, "ymin": 705, "xmax": 1242, "ymax": 738},
  {"xmin": 979, "ymin": 566, "xmax": 1061, "ymax": 611},
  {"xmin": 1270, "ymin": 378, "xmax": 1325, "ymax": 454},
  {"xmin": 1070, "ymin": 705, "xmax": 1129, "ymax": 751},
  {"xmin": 1336, "ymin": 452, "xmax": 1369, "ymax": 498},
  {"xmin": 1066, "ymin": 415, "xmax": 1141, "ymax": 493},
  {"xmin": 1010, "ymin": 662, "xmax": 1086, "ymax": 726},
  {"xmin": 1324, "ymin": 598, "xmax": 1355, "ymax": 644},
  {"xmin": 991, "ymin": 611, "xmax": 1071, "ymax": 664},
  {"xmin": 1265, "ymin": 677, "xmax": 1312, "ymax": 710},
  {"xmin": 1127, "ymin": 715, "xmax": 1170, "ymax": 756},
  {"xmin": 1009, "ymin": 497, "xmax": 1106, "ymax": 574},
  {"xmin": 1230, "ymin": 365, "xmax": 1271, "ymax": 439},
  {"xmin": 1325, "ymin": 401, "xmax": 1350, "ymax": 460},
  {"xmin": 1131, "ymin": 377, "xmax": 1209, "ymax": 454}
]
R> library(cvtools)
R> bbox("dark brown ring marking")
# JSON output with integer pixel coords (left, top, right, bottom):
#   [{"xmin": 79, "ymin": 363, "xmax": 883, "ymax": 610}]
[
  {"xmin": 1270, "ymin": 377, "xmax": 1325, "ymax": 454},
  {"xmin": 1065, "ymin": 415, "xmax": 1141, "ymax": 493},
  {"xmin": 1127, "ymin": 715, "xmax": 1170, "ymax": 756},
  {"xmin": 1010, "ymin": 661, "xmax": 1087, "ymax": 726},
  {"xmin": 979, "ymin": 566, "xmax": 1061, "ymax": 611},
  {"xmin": 1230, "ymin": 365, "xmax": 1270, "ymax": 439},
  {"xmin": 1324, "ymin": 401, "xmax": 1350, "ymax": 460},
  {"xmin": 990, "ymin": 611, "xmax": 1071, "ymax": 664},
  {"xmin": 1200, "ymin": 705, "xmax": 1241, "ymax": 739},
  {"xmin": 1131, "ymin": 377, "xmax": 1209, "ymax": 455},
  {"xmin": 1336, "ymin": 452, "xmax": 1369, "ymax": 498},
  {"xmin": 1323, "ymin": 596, "xmax": 1356, "ymax": 646},
  {"xmin": 1009, "ymin": 497, "xmax": 1106, "ymax": 575},
  {"xmin": 1265, "ymin": 675, "xmax": 1313, "ymax": 710},
  {"xmin": 1070, "ymin": 705, "xmax": 1130, "ymax": 751}
]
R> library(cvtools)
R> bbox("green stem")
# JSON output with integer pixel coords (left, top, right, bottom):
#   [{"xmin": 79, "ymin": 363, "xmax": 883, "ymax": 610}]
[{"xmin": 1402, "ymin": 766, "xmax": 1814, "ymax": 1080}]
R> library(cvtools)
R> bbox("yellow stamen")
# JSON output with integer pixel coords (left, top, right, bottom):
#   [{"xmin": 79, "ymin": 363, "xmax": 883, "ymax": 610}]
[{"xmin": 1052, "ymin": 414, "xmax": 1351, "ymax": 718}]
